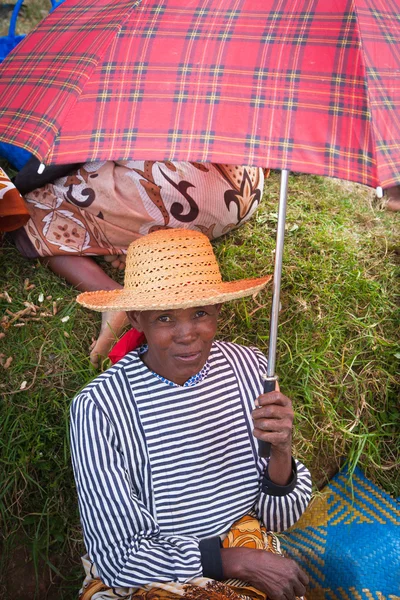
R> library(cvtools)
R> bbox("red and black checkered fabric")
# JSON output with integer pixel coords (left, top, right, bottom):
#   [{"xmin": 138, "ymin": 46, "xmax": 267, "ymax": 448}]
[{"xmin": 0, "ymin": 0, "xmax": 399, "ymax": 188}]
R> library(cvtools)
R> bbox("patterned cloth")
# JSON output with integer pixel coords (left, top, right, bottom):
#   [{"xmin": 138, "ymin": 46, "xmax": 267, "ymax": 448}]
[
  {"xmin": 0, "ymin": 167, "xmax": 29, "ymax": 232},
  {"xmin": 12, "ymin": 160, "xmax": 264, "ymax": 258},
  {"xmin": 279, "ymin": 466, "xmax": 400, "ymax": 600},
  {"xmin": 79, "ymin": 514, "xmax": 282, "ymax": 600}
]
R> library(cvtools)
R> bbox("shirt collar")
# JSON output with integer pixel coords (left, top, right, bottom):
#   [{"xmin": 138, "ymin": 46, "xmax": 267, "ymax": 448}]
[{"xmin": 137, "ymin": 344, "xmax": 210, "ymax": 387}]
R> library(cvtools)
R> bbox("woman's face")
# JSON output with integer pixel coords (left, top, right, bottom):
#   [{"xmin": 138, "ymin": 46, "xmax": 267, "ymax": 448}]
[{"xmin": 127, "ymin": 305, "xmax": 220, "ymax": 386}]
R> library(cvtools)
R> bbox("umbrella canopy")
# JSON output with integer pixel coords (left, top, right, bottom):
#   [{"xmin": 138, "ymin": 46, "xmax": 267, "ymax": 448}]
[{"xmin": 0, "ymin": 0, "xmax": 400, "ymax": 188}]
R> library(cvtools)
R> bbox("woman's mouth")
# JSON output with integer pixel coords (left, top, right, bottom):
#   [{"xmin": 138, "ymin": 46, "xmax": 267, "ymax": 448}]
[{"xmin": 174, "ymin": 352, "xmax": 201, "ymax": 363}]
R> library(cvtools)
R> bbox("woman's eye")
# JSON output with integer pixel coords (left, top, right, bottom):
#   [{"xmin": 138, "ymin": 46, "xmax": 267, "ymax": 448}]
[
  {"xmin": 157, "ymin": 315, "xmax": 171, "ymax": 322},
  {"xmin": 195, "ymin": 310, "xmax": 207, "ymax": 318}
]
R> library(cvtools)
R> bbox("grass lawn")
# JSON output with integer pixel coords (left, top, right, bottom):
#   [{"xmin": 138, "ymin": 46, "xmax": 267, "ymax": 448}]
[
  {"xmin": 1, "ymin": 168, "xmax": 399, "ymax": 598},
  {"xmin": 1, "ymin": 2, "xmax": 399, "ymax": 598}
]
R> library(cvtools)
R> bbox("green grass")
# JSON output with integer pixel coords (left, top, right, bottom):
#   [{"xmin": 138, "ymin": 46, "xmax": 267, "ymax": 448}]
[
  {"xmin": 0, "ymin": 2, "xmax": 399, "ymax": 595},
  {"xmin": 1, "ymin": 169, "xmax": 399, "ymax": 598},
  {"xmin": 215, "ymin": 174, "xmax": 399, "ymax": 493}
]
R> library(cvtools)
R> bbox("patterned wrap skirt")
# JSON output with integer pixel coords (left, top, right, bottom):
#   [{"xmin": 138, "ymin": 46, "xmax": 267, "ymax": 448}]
[
  {"xmin": 79, "ymin": 515, "xmax": 284, "ymax": 600},
  {"xmin": 11, "ymin": 161, "xmax": 265, "ymax": 258}
]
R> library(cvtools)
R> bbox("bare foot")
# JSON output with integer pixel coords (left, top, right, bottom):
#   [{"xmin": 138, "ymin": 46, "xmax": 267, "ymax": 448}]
[
  {"xmin": 385, "ymin": 186, "xmax": 400, "ymax": 212},
  {"xmin": 89, "ymin": 310, "xmax": 129, "ymax": 367},
  {"xmin": 386, "ymin": 198, "xmax": 400, "ymax": 212},
  {"xmin": 103, "ymin": 255, "xmax": 126, "ymax": 271}
]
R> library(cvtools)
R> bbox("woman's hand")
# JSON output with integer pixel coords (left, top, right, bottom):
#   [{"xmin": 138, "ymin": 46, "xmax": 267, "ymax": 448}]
[
  {"xmin": 252, "ymin": 391, "xmax": 294, "ymax": 485},
  {"xmin": 252, "ymin": 390, "xmax": 293, "ymax": 453},
  {"xmin": 221, "ymin": 547, "xmax": 308, "ymax": 600}
]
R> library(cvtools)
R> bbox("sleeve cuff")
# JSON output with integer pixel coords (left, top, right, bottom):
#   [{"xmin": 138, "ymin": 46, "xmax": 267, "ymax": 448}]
[
  {"xmin": 199, "ymin": 537, "xmax": 223, "ymax": 580},
  {"xmin": 261, "ymin": 457, "xmax": 298, "ymax": 496}
]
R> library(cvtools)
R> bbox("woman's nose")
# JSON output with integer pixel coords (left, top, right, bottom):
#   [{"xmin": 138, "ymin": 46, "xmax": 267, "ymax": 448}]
[{"xmin": 174, "ymin": 321, "xmax": 196, "ymax": 343}]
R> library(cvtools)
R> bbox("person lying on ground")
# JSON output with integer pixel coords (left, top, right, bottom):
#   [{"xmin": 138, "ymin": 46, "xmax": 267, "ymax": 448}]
[
  {"xmin": 71, "ymin": 228, "xmax": 312, "ymax": 600},
  {"xmin": 8, "ymin": 159, "xmax": 265, "ymax": 366}
]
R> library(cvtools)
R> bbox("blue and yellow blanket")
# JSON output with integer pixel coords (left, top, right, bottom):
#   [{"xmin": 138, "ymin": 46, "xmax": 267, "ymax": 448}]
[{"xmin": 280, "ymin": 466, "xmax": 400, "ymax": 600}]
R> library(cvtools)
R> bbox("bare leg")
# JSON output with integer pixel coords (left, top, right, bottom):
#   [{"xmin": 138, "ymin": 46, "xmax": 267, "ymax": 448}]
[{"xmin": 43, "ymin": 256, "xmax": 129, "ymax": 366}]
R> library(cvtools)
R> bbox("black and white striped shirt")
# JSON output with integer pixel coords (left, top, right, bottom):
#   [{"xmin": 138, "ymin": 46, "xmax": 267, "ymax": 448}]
[{"xmin": 70, "ymin": 341, "xmax": 312, "ymax": 588}]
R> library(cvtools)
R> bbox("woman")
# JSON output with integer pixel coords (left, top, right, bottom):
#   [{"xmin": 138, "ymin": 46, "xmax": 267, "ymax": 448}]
[
  {"xmin": 71, "ymin": 229, "xmax": 312, "ymax": 600},
  {"xmin": 10, "ymin": 159, "xmax": 265, "ymax": 366}
]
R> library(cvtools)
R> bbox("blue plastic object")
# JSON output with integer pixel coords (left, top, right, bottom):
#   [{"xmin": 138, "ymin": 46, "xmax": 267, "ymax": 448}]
[
  {"xmin": 0, "ymin": 143, "xmax": 31, "ymax": 170},
  {"xmin": 0, "ymin": 0, "xmax": 66, "ymax": 169},
  {"xmin": 50, "ymin": 0, "xmax": 66, "ymax": 11},
  {"xmin": 0, "ymin": 0, "xmax": 25, "ymax": 63},
  {"xmin": 0, "ymin": 0, "xmax": 66, "ymax": 64}
]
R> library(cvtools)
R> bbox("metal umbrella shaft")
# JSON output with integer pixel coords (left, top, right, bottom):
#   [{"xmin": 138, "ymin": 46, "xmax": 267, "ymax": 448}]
[{"xmin": 258, "ymin": 169, "xmax": 289, "ymax": 458}]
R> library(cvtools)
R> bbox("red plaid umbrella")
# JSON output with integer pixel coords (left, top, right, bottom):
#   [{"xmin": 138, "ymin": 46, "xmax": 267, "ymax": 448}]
[{"xmin": 0, "ymin": 0, "xmax": 400, "ymax": 188}]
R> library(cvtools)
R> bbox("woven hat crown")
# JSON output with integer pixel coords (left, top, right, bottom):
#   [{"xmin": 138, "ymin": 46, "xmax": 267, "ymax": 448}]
[
  {"xmin": 76, "ymin": 228, "xmax": 271, "ymax": 312},
  {"xmin": 124, "ymin": 229, "xmax": 222, "ymax": 294}
]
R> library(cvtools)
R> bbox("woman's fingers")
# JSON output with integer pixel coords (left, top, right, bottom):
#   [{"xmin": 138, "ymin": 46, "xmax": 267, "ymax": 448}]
[
  {"xmin": 255, "ymin": 391, "xmax": 292, "ymax": 407},
  {"xmin": 253, "ymin": 391, "xmax": 294, "ymax": 450},
  {"xmin": 293, "ymin": 581, "xmax": 307, "ymax": 597},
  {"xmin": 254, "ymin": 405, "xmax": 293, "ymax": 420},
  {"xmin": 253, "ymin": 392, "xmax": 293, "ymax": 423},
  {"xmin": 297, "ymin": 567, "xmax": 310, "ymax": 587},
  {"xmin": 253, "ymin": 417, "xmax": 293, "ymax": 432},
  {"xmin": 252, "ymin": 431, "xmax": 292, "ymax": 446}
]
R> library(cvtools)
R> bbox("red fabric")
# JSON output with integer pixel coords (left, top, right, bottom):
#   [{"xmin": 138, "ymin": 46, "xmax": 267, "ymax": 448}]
[
  {"xmin": 0, "ymin": 0, "xmax": 400, "ymax": 188},
  {"xmin": 108, "ymin": 328, "xmax": 145, "ymax": 365},
  {"xmin": 0, "ymin": 167, "xmax": 30, "ymax": 232}
]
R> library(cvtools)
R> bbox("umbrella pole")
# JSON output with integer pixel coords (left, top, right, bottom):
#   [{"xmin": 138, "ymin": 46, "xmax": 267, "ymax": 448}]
[{"xmin": 258, "ymin": 169, "xmax": 289, "ymax": 458}]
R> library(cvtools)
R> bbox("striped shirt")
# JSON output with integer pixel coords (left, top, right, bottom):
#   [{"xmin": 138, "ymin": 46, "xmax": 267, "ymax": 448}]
[{"xmin": 70, "ymin": 341, "xmax": 312, "ymax": 588}]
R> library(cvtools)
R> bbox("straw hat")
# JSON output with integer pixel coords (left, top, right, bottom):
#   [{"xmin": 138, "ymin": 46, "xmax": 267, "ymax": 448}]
[{"xmin": 77, "ymin": 229, "xmax": 271, "ymax": 312}]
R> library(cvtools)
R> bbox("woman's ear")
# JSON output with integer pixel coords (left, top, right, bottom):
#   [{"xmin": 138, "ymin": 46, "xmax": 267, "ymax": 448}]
[{"xmin": 126, "ymin": 311, "xmax": 142, "ymax": 331}]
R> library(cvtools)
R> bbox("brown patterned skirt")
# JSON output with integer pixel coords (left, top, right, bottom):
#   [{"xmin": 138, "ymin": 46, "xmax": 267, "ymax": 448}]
[{"xmin": 11, "ymin": 161, "xmax": 265, "ymax": 258}]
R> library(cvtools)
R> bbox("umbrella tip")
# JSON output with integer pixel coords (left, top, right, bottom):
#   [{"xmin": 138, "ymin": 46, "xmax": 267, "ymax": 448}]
[
  {"xmin": 376, "ymin": 186, "xmax": 383, "ymax": 199},
  {"xmin": 37, "ymin": 163, "xmax": 46, "ymax": 174}
]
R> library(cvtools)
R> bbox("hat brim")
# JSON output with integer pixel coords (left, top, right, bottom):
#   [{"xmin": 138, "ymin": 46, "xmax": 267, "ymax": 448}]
[{"xmin": 76, "ymin": 275, "xmax": 272, "ymax": 312}]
